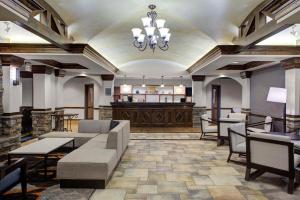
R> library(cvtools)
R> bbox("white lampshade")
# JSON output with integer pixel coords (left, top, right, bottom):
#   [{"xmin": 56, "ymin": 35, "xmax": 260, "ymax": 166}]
[
  {"xmin": 137, "ymin": 34, "xmax": 145, "ymax": 43},
  {"xmin": 145, "ymin": 27, "xmax": 155, "ymax": 37},
  {"xmin": 159, "ymin": 28, "xmax": 169, "ymax": 38},
  {"xmin": 267, "ymin": 87, "xmax": 287, "ymax": 103},
  {"xmin": 156, "ymin": 19, "xmax": 166, "ymax": 28},
  {"xmin": 165, "ymin": 33, "xmax": 171, "ymax": 41},
  {"xmin": 131, "ymin": 28, "xmax": 142, "ymax": 38},
  {"xmin": 141, "ymin": 17, "xmax": 152, "ymax": 27},
  {"xmin": 151, "ymin": 35, "xmax": 158, "ymax": 44}
]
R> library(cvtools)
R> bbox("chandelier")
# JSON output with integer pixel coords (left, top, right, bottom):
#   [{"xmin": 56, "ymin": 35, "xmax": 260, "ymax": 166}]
[{"xmin": 131, "ymin": 4, "xmax": 171, "ymax": 52}]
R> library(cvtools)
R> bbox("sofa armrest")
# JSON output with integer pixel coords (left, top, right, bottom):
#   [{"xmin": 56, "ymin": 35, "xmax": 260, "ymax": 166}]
[{"xmin": 0, "ymin": 158, "xmax": 27, "ymax": 180}]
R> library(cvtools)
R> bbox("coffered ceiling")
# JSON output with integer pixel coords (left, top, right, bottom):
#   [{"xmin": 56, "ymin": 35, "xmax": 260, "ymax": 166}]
[{"xmin": 44, "ymin": 0, "xmax": 265, "ymax": 75}]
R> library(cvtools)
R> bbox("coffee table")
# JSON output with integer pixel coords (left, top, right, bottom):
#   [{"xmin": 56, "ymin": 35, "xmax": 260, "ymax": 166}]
[{"xmin": 8, "ymin": 138, "xmax": 75, "ymax": 179}]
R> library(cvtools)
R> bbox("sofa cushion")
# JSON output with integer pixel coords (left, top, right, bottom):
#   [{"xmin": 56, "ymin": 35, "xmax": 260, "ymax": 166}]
[
  {"xmin": 57, "ymin": 148, "xmax": 117, "ymax": 180},
  {"xmin": 107, "ymin": 124, "xmax": 123, "ymax": 160},
  {"xmin": 0, "ymin": 168, "xmax": 21, "ymax": 193},
  {"xmin": 80, "ymin": 139, "xmax": 107, "ymax": 150},
  {"xmin": 78, "ymin": 120, "xmax": 102, "ymax": 133}
]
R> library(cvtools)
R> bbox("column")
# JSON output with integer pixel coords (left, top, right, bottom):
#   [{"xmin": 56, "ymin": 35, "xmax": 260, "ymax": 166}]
[
  {"xmin": 54, "ymin": 70, "xmax": 65, "ymax": 130},
  {"xmin": 240, "ymin": 72, "xmax": 251, "ymax": 114},
  {"xmin": 282, "ymin": 58, "xmax": 300, "ymax": 131},
  {"xmin": 0, "ymin": 56, "xmax": 23, "ymax": 153},
  {"xmin": 31, "ymin": 66, "xmax": 54, "ymax": 137},
  {"xmin": 99, "ymin": 75, "xmax": 114, "ymax": 120},
  {"xmin": 192, "ymin": 75, "xmax": 206, "ymax": 128}
]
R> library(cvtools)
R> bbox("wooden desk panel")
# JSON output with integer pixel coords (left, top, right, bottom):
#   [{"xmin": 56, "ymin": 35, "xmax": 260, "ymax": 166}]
[{"xmin": 111, "ymin": 102, "xmax": 195, "ymax": 127}]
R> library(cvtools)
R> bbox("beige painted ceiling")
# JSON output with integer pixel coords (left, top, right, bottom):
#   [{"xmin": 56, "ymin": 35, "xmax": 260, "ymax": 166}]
[{"xmin": 45, "ymin": 0, "xmax": 264, "ymax": 75}]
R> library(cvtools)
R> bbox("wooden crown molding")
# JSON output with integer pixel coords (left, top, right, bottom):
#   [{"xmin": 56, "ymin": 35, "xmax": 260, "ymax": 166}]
[
  {"xmin": 191, "ymin": 75, "xmax": 205, "ymax": 82},
  {"xmin": 20, "ymin": 71, "xmax": 33, "ymax": 78},
  {"xmin": 32, "ymin": 65, "xmax": 53, "ymax": 74},
  {"xmin": 218, "ymin": 61, "xmax": 274, "ymax": 70},
  {"xmin": 281, "ymin": 57, "xmax": 300, "ymax": 70},
  {"xmin": 240, "ymin": 71, "xmax": 252, "ymax": 79},
  {"xmin": 187, "ymin": 45, "xmax": 240, "ymax": 74},
  {"xmin": 55, "ymin": 69, "xmax": 66, "ymax": 77},
  {"xmin": 101, "ymin": 74, "xmax": 115, "ymax": 81},
  {"xmin": 0, "ymin": 55, "xmax": 24, "ymax": 67},
  {"xmin": 0, "ymin": 43, "xmax": 118, "ymax": 73}
]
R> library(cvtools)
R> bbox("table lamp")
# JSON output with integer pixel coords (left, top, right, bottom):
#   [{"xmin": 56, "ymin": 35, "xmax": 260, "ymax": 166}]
[{"xmin": 267, "ymin": 87, "xmax": 287, "ymax": 133}]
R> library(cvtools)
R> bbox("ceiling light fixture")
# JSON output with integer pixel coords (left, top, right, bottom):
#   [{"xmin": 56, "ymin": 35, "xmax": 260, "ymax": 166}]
[
  {"xmin": 142, "ymin": 75, "xmax": 146, "ymax": 87},
  {"xmin": 179, "ymin": 76, "xmax": 184, "ymax": 87},
  {"xmin": 131, "ymin": 4, "xmax": 171, "ymax": 52},
  {"xmin": 160, "ymin": 76, "xmax": 165, "ymax": 88}
]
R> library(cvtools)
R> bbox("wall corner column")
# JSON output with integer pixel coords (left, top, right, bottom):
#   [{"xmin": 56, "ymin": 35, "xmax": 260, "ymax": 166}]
[{"xmin": 192, "ymin": 75, "xmax": 206, "ymax": 128}]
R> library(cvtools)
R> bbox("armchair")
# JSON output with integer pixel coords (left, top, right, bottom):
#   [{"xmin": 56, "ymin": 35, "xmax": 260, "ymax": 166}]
[
  {"xmin": 218, "ymin": 118, "xmax": 244, "ymax": 146},
  {"xmin": 245, "ymin": 132, "xmax": 300, "ymax": 194},
  {"xmin": 200, "ymin": 114, "xmax": 218, "ymax": 140},
  {"xmin": 247, "ymin": 116, "xmax": 272, "ymax": 133},
  {"xmin": 227, "ymin": 123, "xmax": 247, "ymax": 163},
  {"xmin": 0, "ymin": 158, "xmax": 27, "ymax": 199},
  {"xmin": 228, "ymin": 113, "xmax": 247, "ymax": 121}
]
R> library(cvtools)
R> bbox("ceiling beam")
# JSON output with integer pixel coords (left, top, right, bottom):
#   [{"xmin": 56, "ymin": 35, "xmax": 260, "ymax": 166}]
[
  {"xmin": 187, "ymin": 45, "xmax": 300, "ymax": 74},
  {"xmin": 218, "ymin": 61, "xmax": 274, "ymax": 70},
  {"xmin": 0, "ymin": 43, "xmax": 118, "ymax": 73},
  {"xmin": 233, "ymin": 0, "xmax": 300, "ymax": 47},
  {"xmin": 0, "ymin": 0, "xmax": 73, "ymax": 50}
]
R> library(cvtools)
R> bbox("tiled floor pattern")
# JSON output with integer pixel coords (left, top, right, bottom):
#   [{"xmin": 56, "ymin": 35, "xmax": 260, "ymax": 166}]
[{"xmin": 104, "ymin": 136, "xmax": 300, "ymax": 200}]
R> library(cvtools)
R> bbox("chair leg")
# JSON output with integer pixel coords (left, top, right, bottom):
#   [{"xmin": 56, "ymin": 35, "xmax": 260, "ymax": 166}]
[
  {"xmin": 245, "ymin": 167, "xmax": 251, "ymax": 181},
  {"xmin": 287, "ymin": 177, "xmax": 294, "ymax": 194},
  {"xmin": 227, "ymin": 152, "xmax": 232, "ymax": 163},
  {"xmin": 200, "ymin": 132, "xmax": 204, "ymax": 140}
]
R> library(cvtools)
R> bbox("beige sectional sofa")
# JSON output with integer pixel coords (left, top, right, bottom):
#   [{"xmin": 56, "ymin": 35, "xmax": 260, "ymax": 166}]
[{"xmin": 40, "ymin": 120, "xmax": 130, "ymax": 189}]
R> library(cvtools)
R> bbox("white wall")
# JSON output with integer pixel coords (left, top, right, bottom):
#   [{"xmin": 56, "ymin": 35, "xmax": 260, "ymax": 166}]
[
  {"xmin": 2, "ymin": 66, "xmax": 22, "ymax": 113},
  {"xmin": 21, "ymin": 78, "xmax": 33, "ymax": 107},
  {"xmin": 114, "ymin": 78, "xmax": 192, "ymax": 87},
  {"xmin": 63, "ymin": 77, "xmax": 102, "ymax": 119},
  {"xmin": 206, "ymin": 78, "xmax": 242, "ymax": 117}
]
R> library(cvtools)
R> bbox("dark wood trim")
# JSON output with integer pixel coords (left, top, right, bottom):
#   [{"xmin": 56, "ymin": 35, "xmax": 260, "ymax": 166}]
[
  {"xmin": 32, "ymin": 65, "xmax": 53, "ymax": 74},
  {"xmin": 2, "ymin": 112, "xmax": 22, "ymax": 116},
  {"xmin": 219, "ymin": 61, "xmax": 274, "ymax": 71},
  {"xmin": 20, "ymin": 71, "xmax": 33, "ymax": 78},
  {"xmin": 0, "ymin": 55, "xmax": 24, "ymax": 67},
  {"xmin": 101, "ymin": 74, "xmax": 115, "ymax": 81},
  {"xmin": 32, "ymin": 108, "xmax": 52, "ymax": 111},
  {"xmin": 54, "ymin": 69, "xmax": 66, "ymax": 77},
  {"xmin": 55, "ymin": 107, "xmax": 64, "ymax": 111},
  {"xmin": 191, "ymin": 75, "xmax": 205, "ymax": 81},
  {"xmin": 281, "ymin": 57, "xmax": 300, "ymax": 70},
  {"xmin": 249, "ymin": 113, "xmax": 283, "ymax": 122},
  {"xmin": 240, "ymin": 71, "xmax": 252, "ymax": 79}
]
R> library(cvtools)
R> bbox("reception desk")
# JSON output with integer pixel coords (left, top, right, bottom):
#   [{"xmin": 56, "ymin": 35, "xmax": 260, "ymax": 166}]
[{"xmin": 111, "ymin": 102, "xmax": 195, "ymax": 127}]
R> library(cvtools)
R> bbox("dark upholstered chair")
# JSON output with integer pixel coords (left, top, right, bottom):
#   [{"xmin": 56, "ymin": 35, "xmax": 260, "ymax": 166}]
[{"xmin": 0, "ymin": 158, "xmax": 27, "ymax": 199}]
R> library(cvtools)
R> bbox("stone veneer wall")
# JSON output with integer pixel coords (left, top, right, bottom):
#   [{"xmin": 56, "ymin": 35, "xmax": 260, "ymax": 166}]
[
  {"xmin": 193, "ymin": 107, "xmax": 206, "ymax": 128},
  {"xmin": 32, "ymin": 110, "xmax": 52, "ymax": 137},
  {"xmin": 0, "ymin": 114, "xmax": 22, "ymax": 155},
  {"xmin": 99, "ymin": 106, "xmax": 112, "ymax": 120}
]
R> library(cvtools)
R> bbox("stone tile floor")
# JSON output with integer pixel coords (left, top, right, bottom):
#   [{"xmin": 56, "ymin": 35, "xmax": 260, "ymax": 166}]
[
  {"xmin": 106, "ymin": 133, "xmax": 300, "ymax": 200},
  {"xmin": 41, "ymin": 133, "xmax": 300, "ymax": 200}
]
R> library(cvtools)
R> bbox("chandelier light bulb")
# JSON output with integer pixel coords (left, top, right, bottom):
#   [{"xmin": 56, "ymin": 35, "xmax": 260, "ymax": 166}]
[
  {"xmin": 151, "ymin": 35, "xmax": 158, "ymax": 44},
  {"xmin": 159, "ymin": 28, "xmax": 169, "ymax": 38},
  {"xmin": 137, "ymin": 34, "xmax": 145, "ymax": 43},
  {"xmin": 141, "ymin": 17, "xmax": 152, "ymax": 27},
  {"xmin": 165, "ymin": 33, "xmax": 171, "ymax": 42},
  {"xmin": 156, "ymin": 19, "xmax": 166, "ymax": 29},
  {"xmin": 145, "ymin": 27, "xmax": 155, "ymax": 37},
  {"xmin": 132, "ymin": 28, "xmax": 142, "ymax": 38}
]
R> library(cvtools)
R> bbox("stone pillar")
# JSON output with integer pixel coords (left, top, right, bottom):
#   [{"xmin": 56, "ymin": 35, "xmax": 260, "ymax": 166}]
[
  {"xmin": 0, "ymin": 56, "xmax": 24, "ymax": 154},
  {"xmin": 1, "ymin": 114, "xmax": 22, "ymax": 154},
  {"xmin": 192, "ymin": 75, "xmax": 206, "ymax": 127},
  {"xmin": 99, "ymin": 106, "xmax": 112, "ymax": 120},
  {"xmin": 240, "ymin": 72, "xmax": 251, "ymax": 114},
  {"xmin": 282, "ymin": 58, "xmax": 300, "ymax": 131},
  {"xmin": 32, "ymin": 66, "xmax": 54, "ymax": 137}
]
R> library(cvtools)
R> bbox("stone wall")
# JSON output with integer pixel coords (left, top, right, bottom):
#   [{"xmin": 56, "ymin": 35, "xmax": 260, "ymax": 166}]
[
  {"xmin": 32, "ymin": 110, "xmax": 52, "ymax": 137},
  {"xmin": 286, "ymin": 115, "xmax": 300, "ymax": 132},
  {"xmin": 0, "ymin": 114, "xmax": 22, "ymax": 155},
  {"xmin": 99, "ymin": 106, "xmax": 112, "ymax": 120},
  {"xmin": 193, "ymin": 107, "xmax": 206, "ymax": 128}
]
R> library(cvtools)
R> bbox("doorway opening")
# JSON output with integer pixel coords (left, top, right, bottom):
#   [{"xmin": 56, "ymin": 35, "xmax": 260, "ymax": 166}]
[
  {"xmin": 85, "ymin": 84, "xmax": 94, "ymax": 119},
  {"xmin": 211, "ymin": 85, "xmax": 221, "ymax": 123}
]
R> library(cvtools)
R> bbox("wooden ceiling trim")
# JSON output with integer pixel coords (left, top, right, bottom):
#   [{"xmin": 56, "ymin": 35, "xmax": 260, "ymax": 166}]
[
  {"xmin": 101, "ymin": 74, "xmax": 114, "ymax": 81},
  {"xmin": 0, "ymin": 55, "xmax": 24, "ymax": 67},
  {"xmin": 281, "ymin": 57, "xmax": 300, "ymax": 70},
  {"xmin": 0, "ymin": 43, "xmax": 118, "ymax": 73},
  {"xmin": 218, "ymin": 61, "xmax": 274, "ymax": 70},
  {"xmin": 191, "ymin": 75, "xmax": 205, "ymax": 82}
]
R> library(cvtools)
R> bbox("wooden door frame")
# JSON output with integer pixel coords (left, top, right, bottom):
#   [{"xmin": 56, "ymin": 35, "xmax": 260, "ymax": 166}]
[
  {"xmin": 84, "ymin": 84, "xmax": 94, "ymax": 120},
  {"xmin": 211, "ymin": 85, "xmax": 221, "ymax": 122}
]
